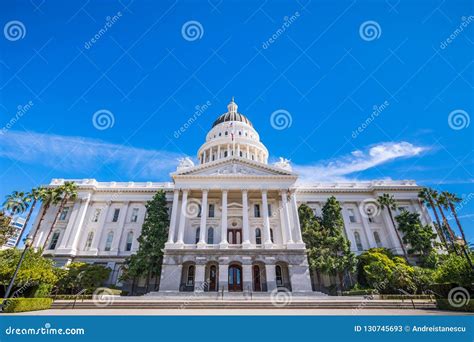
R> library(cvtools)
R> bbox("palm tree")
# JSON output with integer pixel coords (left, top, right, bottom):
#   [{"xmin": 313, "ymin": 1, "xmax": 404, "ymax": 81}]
[
  {"xmin": 418, "ymin": 188, "xmax": 448, "ymax": 250},
  {"xmin": 377, "ymin": 193, "xmax": 408, "ymax": 259},
  {"xmin": 13, "ymin": 187, "xmax": 44, "ymax": 247},
  {"xmin": 42, "ymin": 182, "xmax": 78, "ymax": 250},
  {"xmin": 435, "ymin": 190, "xmax": 460, "ymax": 255},
  {"xmin": 3, "ymin": 191, "xmax": 29, "ymax": 217},
  {"xmin": 441, "ymin": 191, "xmax": 468, "ymax": 245},
  {"xmin": 30, "ymin": 187, "xmax": 62, "ymax": 248}
]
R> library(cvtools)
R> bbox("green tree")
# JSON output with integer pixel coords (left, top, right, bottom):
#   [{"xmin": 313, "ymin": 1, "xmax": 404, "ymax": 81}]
[
  {"xmin": 30, "ymin": 188, "xmax": 62, "ymax": 246},
  {"xmin": 0, "ymin": 212, "xmax": 15, "ymax": 247},
  {"xmin": 377, "ymin": 193, "xmax": 408, "ymax": 259},
  {"xmin": 121, "ymin": 191, "xmax": 169, "ymax": 292},
  {"xmin": 395, "ymin": 210, "xmax": 436, "ymax": 257},
  {"xmin": 3, "ymin": 191, "xmax": 28, "ymax": 216},
  {"xmin": 43, "ymin": 182, "xmax": 78, "ymax": 249},
  {"xmin": 435, "ymin": 253, "xmax": 474, "ymax": 286},
  {"xmin": 56, "ymin": 262, "xmax": 111, "ymax": 294},
  {"xmin": 0, "ymin": 248, "xmax": 57, "ymax": 288},
  {"xmin": 433, "ymin": 190, "xmax": 459, "ymax": 254}
]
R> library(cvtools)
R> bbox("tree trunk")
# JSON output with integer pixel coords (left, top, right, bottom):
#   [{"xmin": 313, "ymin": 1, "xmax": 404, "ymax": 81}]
[
  {"xmin": 145, "ymin": 271, "xmax": 151, "ymax": 293},
  {"xmin": 30, "ymin": 204, "xmax": 49, "ymax": 250},
  {"xmin": 43, "ymin": 198, "xmax": 67, "ymax": 249},
  {"xmin": 131, "ymin": 277, "xmax": 136, "ymax": 296},
  {"xmin": 387, "ymin": 208, "xmax": 408, "ymax": 259},
  {"xmin": 427, "ymin": 198, "xmax": 449, "ymax": 250},
  {"xmin": 14, "ymin": 199, "xmax": 37, "ymax": 247},
  {"xmin": 437, "ymin": 204, "xmax": 459, "ymax": 255},
  {"xmin": 338, "ymin": 272, "xmax": 344, "ymax": 293},
  {"xmin": 449, "ymin": 203, "xmax": 473, "ymax": 269}
]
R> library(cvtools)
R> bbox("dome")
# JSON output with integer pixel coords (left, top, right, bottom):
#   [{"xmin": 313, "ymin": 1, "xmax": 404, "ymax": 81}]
[{"xmin": 211, "ymin": 98, "xmax": 253, "ymax": 128}]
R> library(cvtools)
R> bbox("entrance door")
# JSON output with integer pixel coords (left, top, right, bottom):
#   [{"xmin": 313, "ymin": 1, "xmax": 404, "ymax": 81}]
[
  {"xmin": 209, "ymin": 265, "xmax": 217, "ymax": 292},
  {"xmin": 228, "ymin": 265, "xmax": 242, "ymax": 291},
  {"xmin": 253, "ymin": 265, "xmax": 261, "ymax": 292}
]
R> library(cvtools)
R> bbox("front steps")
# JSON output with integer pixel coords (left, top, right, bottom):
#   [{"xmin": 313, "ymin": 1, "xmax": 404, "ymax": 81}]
[{"xmin": 51, "ymin": 298, "xmax": 437, "ymax": 310}]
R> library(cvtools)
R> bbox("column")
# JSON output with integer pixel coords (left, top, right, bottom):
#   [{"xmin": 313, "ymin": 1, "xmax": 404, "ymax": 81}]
[
  {"xmin": 176, "ymin": 189, "xmax": 189, "ymax": 245},
  {"xmin": 265, "ymin": 264, "xmax": 277, "ymax": 291},
  {"xmin": 194, "ymin": 263, "xmax": 206, "ymax": 292},
  {"xmin": 166, "ymin": 190, "xmax": 180, "ymax": 246},
  {"xmin": 358, "ymin": 201, "xmax": 377, "ymax": 248},
  {"xmin": 112, "ymin": 201, "xmax": 130, "ymax": 253},
  {"xmin": 197, "ymin": 190, "xmax": 208, "ymax": 248},
  {"xmin": 69, "ymin": 194, "xmax": 92, "ymax": 253},
  {"xmin": 227, "ymin": 144, "xmax": 230, "ymax": 157},
  {"xmin": 56, "ymin": 200, "xmax": 81, "ymax": 251},
  {"xmin": 217, "ymin": 145, "xmax": 221, "ymax": 160},
  {"xmin": 280, "ymin": 191, "xmax": 294, "ymax": 245},
  {"xmin": 242, "ymin": 190, "xmax": 251, "ymax": 248},
  {"xmin": 381, "ymin": 209, "xmax": 404, "ymax": 255},
  {"xmin": 218, "ymin": 263, "xmax": 228, "ymax": 292},
  {"xmin": 203, "ymin": 150, "xmax": 206, "ymax": 163},
  {"xmin": 220, "ymin": 190, "xmax": 228, "ymax": 247},
  {"xmin": 242, "ymin": 262, "xmax": 252, "ymax": 292},
  {"xmin": 237, "ymin": 144, "xmax": 240, "ymax": 157},
  {"xmin": 261, "ymin": 190, "xmax": 272, "ymax": 248},
  {"xmin": 246, "ymin": 145, "xmax": 250, "ymax": 159},
  {"xmin": 290, "ymin": 192, "xmax": 304, "ymax": 244},
  {"xmin": 91, "ymin": 203, "xmax": 111, "ymax": 253}
]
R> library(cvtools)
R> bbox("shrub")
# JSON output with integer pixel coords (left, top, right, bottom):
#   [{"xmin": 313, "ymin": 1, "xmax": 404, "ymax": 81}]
[
  {"xmin": 434, "ymin": 253, "xmax": 474, "ymax": 286},
  {"xmin": 436, "ymin": 299, "xmax": 474, "ymax": 312},
  {"xmin": 3, "ymin": 298, "xmax": 53, "ymax": 313}
]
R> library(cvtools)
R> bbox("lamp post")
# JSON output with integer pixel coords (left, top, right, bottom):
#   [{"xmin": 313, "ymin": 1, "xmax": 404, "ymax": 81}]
[{"xmin": 1, "ymin": 235, "xmax": 33, "ymax": 312}]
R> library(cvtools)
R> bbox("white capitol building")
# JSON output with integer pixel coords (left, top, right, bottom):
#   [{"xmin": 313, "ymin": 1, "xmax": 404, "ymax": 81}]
[{"xmin": 32, "ymin": 99, "xmax": 432, "ymax": 294}]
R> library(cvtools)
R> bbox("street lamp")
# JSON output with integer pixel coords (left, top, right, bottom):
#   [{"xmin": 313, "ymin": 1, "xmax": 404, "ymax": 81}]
[{"xmin": 1, "ymin": 235, "xmax": 33, "ymax": 312}]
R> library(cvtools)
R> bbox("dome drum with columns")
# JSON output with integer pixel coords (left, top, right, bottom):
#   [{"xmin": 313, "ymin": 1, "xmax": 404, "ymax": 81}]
[{"xmin": 31, "ymin": 98, "xmax": 431, "ymax": 296}]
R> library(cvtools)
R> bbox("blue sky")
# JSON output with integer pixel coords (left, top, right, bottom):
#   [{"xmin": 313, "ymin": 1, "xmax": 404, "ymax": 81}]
[{"xmin": 1, "ymin": 0, "xmax": 473, "ymax": 240}]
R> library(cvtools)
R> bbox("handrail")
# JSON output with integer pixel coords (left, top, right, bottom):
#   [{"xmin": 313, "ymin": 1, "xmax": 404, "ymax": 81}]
[
  {"xmin": 397, "ymin": 289, "xmax": 416, "ymax": 309},
  {"xmin": 72, "ymin": 289, "xmax": 87, "ymax": 309}
]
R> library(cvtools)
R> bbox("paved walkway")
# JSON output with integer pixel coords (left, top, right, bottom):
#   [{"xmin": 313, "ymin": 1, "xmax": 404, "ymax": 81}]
[{"xmin": 9, "ymin": 308, "xmax": 468, "ymax": 316}]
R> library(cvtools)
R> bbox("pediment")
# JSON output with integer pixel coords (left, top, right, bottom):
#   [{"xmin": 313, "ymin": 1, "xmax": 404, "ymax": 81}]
[{"xmin": 172, "ymin": 158, "xmax": 295, "ymax": 178}]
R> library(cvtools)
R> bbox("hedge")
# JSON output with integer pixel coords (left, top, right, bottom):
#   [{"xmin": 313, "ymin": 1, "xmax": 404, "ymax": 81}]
[
  {"xmin": 436, "ymin": 299, "xmax": 474, "ymax": 312},
  {"xmin": 342, "ymin": 289, "xmax": 375, "ymax": 296},
  {"xmin": 3, "ymin": 298, "xmax": 53, "ymax": 313},
  {"xmin": 380, "ymin": 294, "xmax": 435, "ymax": 300}
]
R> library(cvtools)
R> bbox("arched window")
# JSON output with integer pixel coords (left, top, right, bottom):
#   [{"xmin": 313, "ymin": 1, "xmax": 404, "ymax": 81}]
[
  {"xmin": 49, "ymin": 231, "xmax": 60, "ymax": 250},
  {"xmin": 187, "ymin": 265, "xmax": 195, "ymax": 286},
  {"xmin": 225, "ymin": 131, "xmax": 228, "ymax": 135},
  {"xmin": 84, "ymin": 231, "xmax": 94, "ymax": 251},
  {"xmin": 373, "ymin": 231, "xmax": 382, "ymax": 247},
  {"xmin": 105, "ymin": 231, "xmax": 114, "ymax": 251},
  {"xmin": 354, "ymin": 232, "xmax": 363, "ymax": 251},
  {"xmin": 195, "ymin": 228, "xmax": 200, "ymax": 244},
  {"xmin": 275, "ymin": 265, "xmax": 283, "ymax": 286},
  {"xmin": 255, "ymin": 228, "xmax": 262, "ymax": 245},
  {"xmin": 224, "ymin": 151, "xmax": 228, "ymax": 157},
  {"xmin": 270, "ymin": 228, "xmax": 274, "ymax": 243},
  {"xmin": 126, "ymin": 231, "xmax": 133, "ymax": 251},
  {"xmin": 207, "ymin": 227, "xmax": 214, "ymax": 244}
]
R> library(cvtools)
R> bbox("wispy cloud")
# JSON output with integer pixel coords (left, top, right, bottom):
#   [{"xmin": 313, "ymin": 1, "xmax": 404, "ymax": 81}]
[
  {"xmin": 294, "ymin": 141, "xmax": 427, "ymax": 183},
  {"xmin": 0, "ymin": 131, "xmax": 183, "ymax": 179}
]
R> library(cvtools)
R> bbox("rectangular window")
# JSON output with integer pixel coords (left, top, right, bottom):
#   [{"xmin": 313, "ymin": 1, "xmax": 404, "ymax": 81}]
[
  {"xmin": 268, "ymin": 204, "xmax": 272, "ymax": 217},
  {"xmin": 92, "ymin": 208, "xmax": 101, "ymax": 222},
  {"xmin": 112, "ymin": 208, "xmax": 120, "ymax": 222},
  {"xmin": 348, "ymin": 209, "xmax": 356, "ymax": 223},
  {"xmin": 254, "ymin": 204, "xmax": 261, "ymax": 218},
  {"xmin": 49, "ymin": 232, "xmax": 60, "ymax": 250},
  {"xmin": 59, "ymin": 207, "xmax": 69, "ymax": 221},
  {"xmin": 130, "ymin": 208, "xmax": 139, "ymax": 222},
  {"xmin": 208, "ymin": 204, "xmax": 215, "ymax": 218}
]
